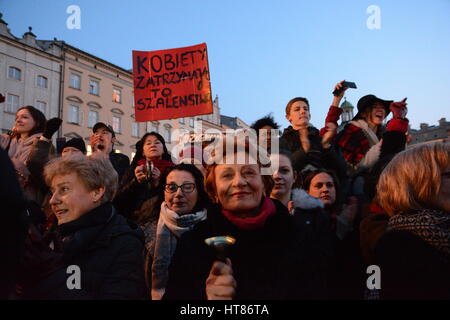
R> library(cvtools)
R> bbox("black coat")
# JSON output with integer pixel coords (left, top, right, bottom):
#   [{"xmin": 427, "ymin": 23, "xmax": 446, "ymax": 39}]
[
  {"xmin": 280, "ymin": 126, "xmax": 345, "ymax": 179},
  {"xmin": 0, "ymin": 148, "xmax": 28, "ymax": 299},
  {"xmin": 164, "ymin": 199, "xmax": 331, "ymax": 300},
  {"xmin": 22, "ymin": 202, "xmax": 147, "ymax": 300},
  {"xmin": 375, "ymin": 229, "xmax": 450, "ymax": 300},
  {"xmin": 113, "ymin": 172, "xmax": 158, "ymax": 220},
  {"xmin": 109, "ymin": 151, "xmax": 130, "ymax": 182}
]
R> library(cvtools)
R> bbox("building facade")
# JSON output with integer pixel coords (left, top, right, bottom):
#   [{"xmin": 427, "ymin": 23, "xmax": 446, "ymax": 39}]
[
  {"xmin": 53, "ymin": 42, "xmax": 139, "ymax": 156},
  {"xmin": 409, "ymin": 118, "xmax": 450, "ymax": 146},
  {"xmin": 220, "ymin": 114, "xmax": 249, "ymax": 130},
  {"xmin": 0, "ymin": 14, "xmax": 237, "ymax": 159},
  {"xmin": 0, "ymin": 16, "xmax": 62, "ymax": 136}
]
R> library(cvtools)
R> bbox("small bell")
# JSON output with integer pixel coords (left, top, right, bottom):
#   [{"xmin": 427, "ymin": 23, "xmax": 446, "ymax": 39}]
[{"xmin": 204, "ymin": 236, "xmax": 236, "ymax": 262}]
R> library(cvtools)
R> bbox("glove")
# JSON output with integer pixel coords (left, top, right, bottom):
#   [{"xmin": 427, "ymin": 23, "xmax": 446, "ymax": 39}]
[
  {"xmin": 16, "ymin": 224, "xmax": 64, "ymax": 291},
  {"xmin": 43, "ymin": 118, "xmax": 62, "ymax": 139},
  {"xmin": 389, "ymin": 98, "xmax": 407, "ymax": 119}
]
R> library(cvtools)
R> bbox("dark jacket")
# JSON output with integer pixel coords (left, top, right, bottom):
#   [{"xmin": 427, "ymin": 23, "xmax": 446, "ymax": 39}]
[
  {"xmin": 360, "ymin": 204, "xmax": 390, "ymax": 266},
  {"xmin": 26, "ymin": 139, "xmax": 54, "ymax": 206},
  {"xmin": 364, "ymin": 130, "xmax": 406, "ymax": 200},
  {"xmin": 21, "ymin": 202, "xmax": 147, "ymax": 300},
  {"xmin": 375, "ymin": 230, "xmax": 450, "ymax": 300},
  {"xmin": 164, "ymin": 199, "xmax": 330, "ymax": 300},
  {"xmin": 113, "ymin": 174, "xmax": 157, "ymax": 220},
  {"xmin": 280, "ymin": 125, "xmax": 345, "ymax": 179},
  {"xmin": 109, "ymin": 151, "xmax": 130, "ymax": 182},
  {"xmin": 293, "ymin": 202, "xmax": 365, "ymax": 299},
  {"xmin": 0, "ymin": 148, "xmax": 29, "ymax": 299}
]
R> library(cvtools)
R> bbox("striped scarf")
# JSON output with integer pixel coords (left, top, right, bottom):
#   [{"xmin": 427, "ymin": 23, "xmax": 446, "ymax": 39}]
[{"xmin": 151, "ymin": 202, "xmax": 207, "ymax": 300}]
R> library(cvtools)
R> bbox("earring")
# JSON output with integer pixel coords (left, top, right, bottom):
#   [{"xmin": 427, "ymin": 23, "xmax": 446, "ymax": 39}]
[{"xmin": 93, "ymin": 199, "xmax": 98, "ymax": 203}]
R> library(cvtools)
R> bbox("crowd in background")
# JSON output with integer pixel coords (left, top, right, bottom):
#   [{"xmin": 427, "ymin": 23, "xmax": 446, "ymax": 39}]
[{"xmin": 0, "ymin": 80, "xmax": 449, "ymax": 300}]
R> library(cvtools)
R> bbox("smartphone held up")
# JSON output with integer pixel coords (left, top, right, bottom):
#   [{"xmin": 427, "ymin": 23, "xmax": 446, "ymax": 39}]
[{"xmin": 333, "ymin": 81, "xmax": 357, "ymax": 96}]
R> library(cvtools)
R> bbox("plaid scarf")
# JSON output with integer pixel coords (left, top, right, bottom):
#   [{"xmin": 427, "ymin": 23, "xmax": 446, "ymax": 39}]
[
  {"xmin": 387, "ymin": 209, "xmax": 450, "ymax": 256},
  {"xmin": 151, "ymin": 202, "xmax": 207, "ymax": 300}
]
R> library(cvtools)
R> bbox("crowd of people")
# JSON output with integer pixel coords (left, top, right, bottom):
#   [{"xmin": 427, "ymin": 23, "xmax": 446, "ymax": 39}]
[{"xmin": 0, "ymin": 81, "xmax": 449, "ymax": 300}]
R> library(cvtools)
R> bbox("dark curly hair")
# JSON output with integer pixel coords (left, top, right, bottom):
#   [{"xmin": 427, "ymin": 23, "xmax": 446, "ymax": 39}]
[{"xmin": 251, "ymin": 114, "xmax": 280, "ymax": 132}]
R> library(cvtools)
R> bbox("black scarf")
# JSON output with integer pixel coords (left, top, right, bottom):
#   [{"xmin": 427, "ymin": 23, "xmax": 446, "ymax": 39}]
[
  {"xmin": 57, "ymin": 202, "xmax": 115, "ymax": 260},
  {"xmin": 387, "ymin": 209, "xmax": 450, "ymax": 256}
]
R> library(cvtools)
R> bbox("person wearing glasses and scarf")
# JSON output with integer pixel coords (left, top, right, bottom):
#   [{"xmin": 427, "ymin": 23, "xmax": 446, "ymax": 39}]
[{"xmin": 142, "ymin": 163, "xmax": 212, "ymax": 299}]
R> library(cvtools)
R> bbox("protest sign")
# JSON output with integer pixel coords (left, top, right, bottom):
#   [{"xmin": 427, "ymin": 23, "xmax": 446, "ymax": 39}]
[{"xmin": 132, "ymin": 43, "xmax": 213, "ymax": 122}]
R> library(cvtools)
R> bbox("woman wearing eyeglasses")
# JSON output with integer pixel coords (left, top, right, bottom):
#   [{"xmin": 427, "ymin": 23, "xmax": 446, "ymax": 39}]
[{"xmin": 141, "ymin": 163, "xmax": 212, "ymax": 300}]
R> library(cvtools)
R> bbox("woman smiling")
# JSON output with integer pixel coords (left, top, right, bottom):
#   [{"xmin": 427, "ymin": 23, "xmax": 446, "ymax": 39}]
[
  {"xmin": 0, "ymin": 106, "xmax": 46, "ymax": 162},
  {"xmin": 144, "ymin": 164, "xmax": 211, "ymax": 300},
  {"xmin": 164, "ymin": 138, "xmax": 329, "ymax": 300},
  {"xmin": 17, "ymin": 154, "xmax": 147, "ymax": 299}
]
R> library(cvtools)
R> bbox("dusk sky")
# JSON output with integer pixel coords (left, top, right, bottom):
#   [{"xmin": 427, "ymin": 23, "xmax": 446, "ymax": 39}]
[{"xmin": 2, "ymin": 0, "xmax": 449, "ymax": 130}]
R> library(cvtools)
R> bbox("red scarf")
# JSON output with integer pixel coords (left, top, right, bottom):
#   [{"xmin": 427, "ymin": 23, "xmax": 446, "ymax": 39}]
[{"xmin": 221, "ymin": 197, "xmax": 276, "ymax": 231}]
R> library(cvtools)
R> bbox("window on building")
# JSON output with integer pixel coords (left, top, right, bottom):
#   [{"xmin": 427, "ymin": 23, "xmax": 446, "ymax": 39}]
[
  {"xmin": 36, "ymin": 101, "xmax": 47, "ymax": 114},
  {"xmin": 112, "ymin": 116, "xmax": 121, "ymax": 133},
  {"xmin": 5, "ymin": 94, "xmax": 20, "ymax": 113},
  {"xmin": 189, "ymin": 118, "xmax": 194, "ymax": 127},
  {"xmin": 36, "ymin": 75, "xmax": 48, "ymax": 88},
  {"xmin": 88, "ymin": 110, "xmax": 99, "ymax": 128},
  {"xmin": 89, "ymin": 79, "xmax": 99, "ymax": 95},
  {"xmin": 164, "ymin": 126, "xmax": 172, "ymax": 143},
  {"xmin": 8, "ymin": 67, "xmax": 21, "ymax": 81},
  {"xmin": 132, "ymin": 122, "xmax": 140, "ymax": 138},
  {"xmin": 70, "ymin": 73, "xmax": 81, "ymax": 89},
  {"xmin": 179, "ymin": 117, "xmax": 185, "ymax": 124},
  {"xmin": 147, "ymin": 122, "xmax": 159, "ymax": 133},
  {"xmin": 112, "ymin": 88, "xmax": 122, "ymax": 103},
  {"xmin": 68, "ymin": 105, "xmax": 80, "ymax": 124}
]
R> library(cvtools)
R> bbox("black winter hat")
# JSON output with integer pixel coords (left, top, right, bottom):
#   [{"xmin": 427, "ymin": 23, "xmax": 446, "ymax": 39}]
[
  {"xmin": 62, "ymin": 138, "xmax": 87, "ymax": 154},
  {"xmin": 354, "ymin": 94, "xmax": 393, "ymax": 120}
]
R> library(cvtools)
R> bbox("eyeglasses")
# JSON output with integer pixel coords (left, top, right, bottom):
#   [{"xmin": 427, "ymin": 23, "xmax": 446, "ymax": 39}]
[{"xmin": 164, "ymin": 183, "xmax": 196, "ymax": 193}]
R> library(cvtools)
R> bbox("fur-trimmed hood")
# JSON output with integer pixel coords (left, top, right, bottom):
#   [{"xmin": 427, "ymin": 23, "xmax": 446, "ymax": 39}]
[{"xmin": 291, "ymin": 188, "xmax": 324, "ymax": 210}]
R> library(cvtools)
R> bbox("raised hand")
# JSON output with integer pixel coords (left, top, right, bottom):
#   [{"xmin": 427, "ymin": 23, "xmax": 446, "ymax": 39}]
[
  {"xmin": 90, "ymin": 134, "xmax": 104, "ymax": 153},
  {"xmin": 390, "ymin": 98, "xmax": 408, "ymax": 119},
  {"xmin": 299, "ymin": 128, "xmax": 311, "ymax": 152},
  {"xmin": 43, "ymin": 117, "xmax": 62, "ymax": 139},
  {"xmin": 150, "ymin": 166, "xmax": 161, "ymax": 188},
  {"xmin": 206, "ymin": 259, "xmax": 236, "ymax": 300},
  {"xmin": 134, "ymin": 164, "xmax": 147, "ymax": 184},
  {"xmin": 332, "ymin": 80, "xmax": 348, "ymax": 104},
  {"xmin": 321, "ymin": 122, "xmax": 338, "ymax": 148}
]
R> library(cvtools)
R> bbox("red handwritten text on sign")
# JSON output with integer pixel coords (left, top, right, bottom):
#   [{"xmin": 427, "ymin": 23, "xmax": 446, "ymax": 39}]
[{"xmin": 132, "ymin": 43, "xmax": 213, "ymax": 122}]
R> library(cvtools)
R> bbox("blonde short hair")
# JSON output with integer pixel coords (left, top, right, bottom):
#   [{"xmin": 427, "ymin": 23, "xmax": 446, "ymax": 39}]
[
  {"xmin": 44, "ymin": 153, "xmax": 118, "ymax": 203},
  {"xmin": 377, "ymin": 142, "xmax": 450, "ymax": 216}
]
